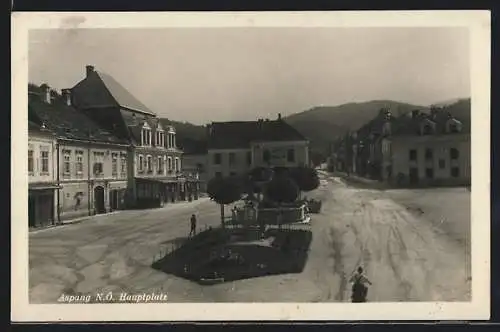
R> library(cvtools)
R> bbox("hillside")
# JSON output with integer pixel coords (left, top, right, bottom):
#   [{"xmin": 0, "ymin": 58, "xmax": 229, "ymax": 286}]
[{"xmin": 284, "ymin": 100, "xmax": 425, "ymax": 156}]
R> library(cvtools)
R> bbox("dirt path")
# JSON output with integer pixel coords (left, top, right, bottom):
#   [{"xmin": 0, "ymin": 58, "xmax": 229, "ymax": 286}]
[{"xmin": 29, "ymin": 174, "xmax": 471, "ymax": 303}]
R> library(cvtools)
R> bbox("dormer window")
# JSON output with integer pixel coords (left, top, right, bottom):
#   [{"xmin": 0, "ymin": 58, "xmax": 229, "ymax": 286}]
[
  {"xmin": 420, "ymin": 119, "xmax": 436, "ymax": 135},
  {"xmin": 155, "ymin": 123, "xmax": 165, "ymax": 148},
  {"xmin": 446, "ymin": 118, "xmax": 462, "ymax": 134},
  {"xmin": 166, "ymin": 126, "xmax": 176, "ymax": 149},
  {"xmin": 141, "ymin": 122, "xmax": 152, "ymax": 146}
]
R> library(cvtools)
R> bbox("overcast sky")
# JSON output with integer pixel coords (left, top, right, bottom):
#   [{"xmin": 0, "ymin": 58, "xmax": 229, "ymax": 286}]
[{"xmin": 29, "ymin": 28, "xmax": 470, "ymax": 125}]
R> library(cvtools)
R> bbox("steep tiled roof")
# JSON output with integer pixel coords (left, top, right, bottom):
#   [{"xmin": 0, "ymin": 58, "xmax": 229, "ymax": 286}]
[
  {"xmin": 28, "ymin": 85, "xmax": 129, "ymax": 144},
  {"xmin": 208, "ymin": 119, "xmax": 307, "ymax": 149},
  {"xmin": 97, "ymin": 72, "xmax": 156, "ymax": 116},
  {"xmin": 71, "ymin": 69, "xmax": 156, "ymax": 116}
]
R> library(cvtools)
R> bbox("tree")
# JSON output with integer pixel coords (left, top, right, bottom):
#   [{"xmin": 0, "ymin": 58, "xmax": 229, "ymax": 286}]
[
  {"xmin": 247, "ymin": 167, "xmax": 274, "ymax": 201},
  {"xmin": 265, "ymin": 174, "xmax": 300, "ymax": 204},
  {"xmin": 290, "ymin": 166, "xmax": 320, "ymax": 198},
  {"xmin": 207, "ymin": 176, "xmax": 242, "ymax": 228},
  {"xmin": 249, "ymin": 166, "xmax": 274, "ymax": 182}
]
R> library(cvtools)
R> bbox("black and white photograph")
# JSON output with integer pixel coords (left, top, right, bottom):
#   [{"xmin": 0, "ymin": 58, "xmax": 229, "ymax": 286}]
[{"xmin": 11, "ymin": 11, "xmax": 490, "ymax": 321}]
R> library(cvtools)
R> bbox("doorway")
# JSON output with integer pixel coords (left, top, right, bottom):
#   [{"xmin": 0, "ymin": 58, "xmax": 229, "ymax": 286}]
[
  {"xmin": 409, "ymin": 167, "xmax": 419, "ymax": 185},
  {"xmin": 28, "ymin": 194, "xmax": 36, "ymax": 227},
  {"xmin": 94, "ymin": 186, "xmax": 106, "ymax": 214}
]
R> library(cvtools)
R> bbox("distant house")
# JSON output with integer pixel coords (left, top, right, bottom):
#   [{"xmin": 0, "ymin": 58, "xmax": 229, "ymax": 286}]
[
  {"xmin": 388, "ymin": 107, "xmax": 471, "ymax": 186},
  {"xmin": 28, "ymin": 83, "xmax": 130, "ymax": 223},
  {"xmin": 70, "ymin": 65, "xmax": 199, "ymax": 207},
  {"xmin": 206, "ymin": 114, "xmax": 309, "ymax": 180},
  {"xmin": 337, "ymin": 103, "xmax": 471, "ymax": 187},
  {"xmin": 28, "ymin": 120, "xmax": 58, "ymax": 227},
  {"xmin": 180, "ymin": 138, "xmax": 209, "ymax": 192}
]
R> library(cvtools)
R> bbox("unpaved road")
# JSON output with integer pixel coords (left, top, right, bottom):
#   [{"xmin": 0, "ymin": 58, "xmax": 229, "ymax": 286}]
[{"xmin": 28, "ymin": 173, "xmax": 471, "ymax": 303}]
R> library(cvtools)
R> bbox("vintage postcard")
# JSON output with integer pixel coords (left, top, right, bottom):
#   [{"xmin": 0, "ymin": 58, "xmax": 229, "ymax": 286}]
[{"xmin": 11, "ymin": 11, "xmax": 490, "ymax": 322}]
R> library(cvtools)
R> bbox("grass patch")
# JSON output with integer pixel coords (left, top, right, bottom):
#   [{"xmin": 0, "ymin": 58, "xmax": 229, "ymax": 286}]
[{"xmin": 152, "ymin": 227, "xmax": 312, "ymax": 284}]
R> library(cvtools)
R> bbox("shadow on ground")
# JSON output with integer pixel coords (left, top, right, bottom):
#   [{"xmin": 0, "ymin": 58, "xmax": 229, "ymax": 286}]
[{"xmin": 152, "ymin": 227, "xmax": 312, "ymax": 284}]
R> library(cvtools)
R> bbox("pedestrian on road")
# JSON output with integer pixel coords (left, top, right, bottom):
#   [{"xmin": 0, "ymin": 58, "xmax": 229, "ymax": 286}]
[
  {"xmin": 350, "ymin": 266, "xmax": 372, "ymax": 302},
  {"xmin": 189, "ymin": 214, "xmax": 197, "ymax": 237}
]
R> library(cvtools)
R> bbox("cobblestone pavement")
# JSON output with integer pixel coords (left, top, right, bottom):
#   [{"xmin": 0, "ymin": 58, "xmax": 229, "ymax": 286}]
[{"xmin": 29, "ymin": 174, "xmax": 471, "ymax": 303}]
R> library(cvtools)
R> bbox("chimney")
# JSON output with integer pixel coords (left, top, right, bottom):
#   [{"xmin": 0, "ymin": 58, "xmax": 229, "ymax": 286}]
[
  {"xmin": 86, "ymin": 65, "xmax": 95, "ymax": 78},
  {"xmin": 278, "ymin": 113, "xmax": 282, "ymax": 120},
  {"xmin": 40, "ymin": 83, "xmax": 51, "ymax": 104},
  {"xmin": 61, "ymin": 89, "xmax": 71, "ymax": 106}
]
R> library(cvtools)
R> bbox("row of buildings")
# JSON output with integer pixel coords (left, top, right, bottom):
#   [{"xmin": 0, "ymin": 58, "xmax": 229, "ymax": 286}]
[
  {"xmin": 28, "ymin": 65, "xmax": 200, "ymax": 228},
  {"xmin": 328, "ymin": 101, "xmax": 471, "ymax": 187}
]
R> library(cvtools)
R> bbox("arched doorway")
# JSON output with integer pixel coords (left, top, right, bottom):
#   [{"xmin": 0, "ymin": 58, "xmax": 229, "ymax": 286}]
[{"xmin": 94, "ymin": 186, "xmax": 106, "ymax": 214}]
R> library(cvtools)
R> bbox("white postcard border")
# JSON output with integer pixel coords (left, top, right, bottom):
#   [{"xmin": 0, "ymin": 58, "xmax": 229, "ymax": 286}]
[{"xmin": 11, "ymin": 10, "xmax": 491, "ymax": 322}]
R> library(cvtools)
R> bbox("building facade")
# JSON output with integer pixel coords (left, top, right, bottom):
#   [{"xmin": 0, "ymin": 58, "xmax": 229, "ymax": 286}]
[
  {"xmin": 206, "ymin": 114, "xmax": 309, "ymax": 180},
  {"xmin": 29, "ymin": 83, "xmax": 130, "ymax": 222},
  {"xmin": 182, "ymin": 153, "xmax": 208, "ymax": 192},
  {"xmin": 388, "ymin": 108, "xmax": 471, "ymax": 186},
  {"xmin": 334, "ymin": 102, "xmax": 471, "ymax": 187},
  {"xmin": 70, "ymin": 65, "xmax": 198, "ymax": 207},
  {"xmin": 28, "ymin": 121, "xmax": 58, "ymax": 228}
]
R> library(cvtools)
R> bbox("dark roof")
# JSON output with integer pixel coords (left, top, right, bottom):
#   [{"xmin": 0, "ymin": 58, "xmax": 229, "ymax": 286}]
[
  {"xmin": 208, "ymin": 119, "xmax": 307, "ymax": 149},
  {"xmin": 180, "ymin": 138, "xmax": 208, "ymax": 154},
  {"xmin": 120, "ymin": 109, "xmax": 167, "ymax": 145},
  {"xmin": 71, "ymin": 69, "xmax": 156, "ymax": 116},
  {"xmin": 391, "ymin": 105, "xmax": 471, "ymax": 136},
  {"xmin": 28, "ymin": 85, "xmax": 129, "ymax": 144}
]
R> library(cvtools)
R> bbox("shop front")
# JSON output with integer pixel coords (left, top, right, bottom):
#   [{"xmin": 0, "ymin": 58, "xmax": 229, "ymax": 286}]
[{"xmin": 28, "ymin": 183, "xmax": 59, "ymax": 228}]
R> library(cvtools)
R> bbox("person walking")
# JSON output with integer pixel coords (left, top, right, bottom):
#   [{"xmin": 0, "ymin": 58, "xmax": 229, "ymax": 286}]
[
  {"xmin": 189, "ymin": 214, "xmax": 197, "ymax": 237},
  {"xmin": 349, "ymin": 266, "xmax": 372, "ymax": 302}
]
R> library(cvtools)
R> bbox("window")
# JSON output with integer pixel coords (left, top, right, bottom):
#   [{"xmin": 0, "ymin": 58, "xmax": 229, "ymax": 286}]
[
  {"xmin": 287, "ymin": 149, "xmax": 295, "ymax": 162},
  {"xmin": 120, "ymin": 154, "xmax": 127, "ymax": 175},
  {"xmin": 28, "ymin": 148, "xmax": 34, "ymax": 173},
  {"xmin": 439, "ymin": 159, "xmax": 446, "ymax": 169},
  {"xmin": 230, "ymin": 171, "xmax": 237, "ymax": 177},
  {"xmin": 449, "ymin": 124, "xmax": 460, "ymax": 133},
  {"xmin": 246, "ymin": 151, "xmax": 252, "ymax": 165},
  {"xmin": 76, "ymin": 150, "xmax": 84, "ymax": 174},
  {"xmin": 409, "ymin": 149, "xmax": 417, "ymax": 161},
  {"xmin": 40, "ymin": 150, "xmax": 49, "ymax": 173},
  {"xmin": 450, "ymin": 148, "xmax": 459, "ymax": 160},
  {"xmin": 141, "ymin": 124, "xmax": 152, "ymax": 146},
  {"xmin": 447, "ymin": 120, "xmax": 462, "ymax": 134},
  {"xmin": 175, "ymin": 157, "xmax": 180, "ymax": 173},
  {"xmin": 138, "ymin": 154, "xmax": 144, "ymax": 172},
  {"xmin": 215, "ymin": 171, "xmax": 222, "ymax": 178},
  {"xmin": 263, "ymin": 149, "xmax": 271, "ymax": 163},
  {"xmin": 167, "ymin": 157, "xmax": 173, "ymax": 173},
  {"xmin": 156, "ymin": 130, "xmax": 164, "ymax": 148},
  {"xmin": 425, "ymin": 148, "xmax": 433, "ymax": 161},
  {"xmin": 146, "ymin": 155, "xmax": 153, "ymax": 173},
  {"xmin": 157, "ymin": 156, "xmax": 164, "ymax": 174},
  {"xmin": 93, "ymin": 151, "xmax": 105, "ymax": 176},
  {"xmin": 63, "ymin": 150, "xmax": 71, "ymax": 174},
  {"xmin": 214, "ymin": 153, "xmax": 222, "ymax": 165},
  {"xmin": 451, "ymin": 167, "xmax": 460, "ymax": 178},
  {"xmin": 425, "ymin": 168, "xmax": 434, "ymax": 179},
  {"xmin": 229, "ymin": 152, "xmax": 236, "ymax": 165},
  {"xmin": 111, "ymin": 153, "xmax": 118, "ymax": 175},
  {"xmin": 422, "ymin": 124, "xmax": 433, "ymax": 135}
]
